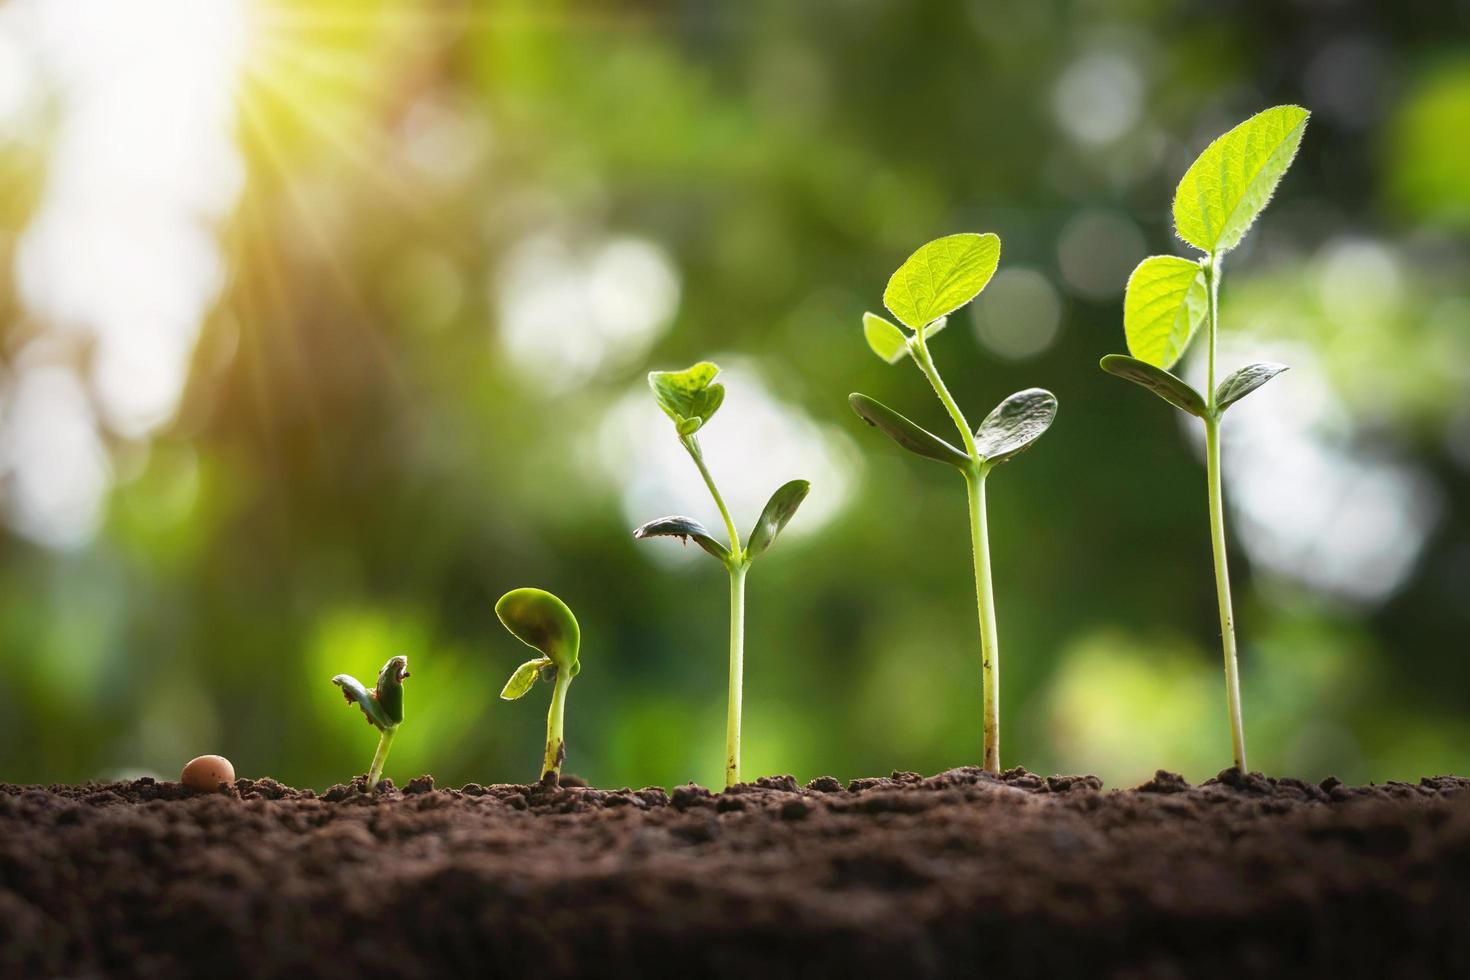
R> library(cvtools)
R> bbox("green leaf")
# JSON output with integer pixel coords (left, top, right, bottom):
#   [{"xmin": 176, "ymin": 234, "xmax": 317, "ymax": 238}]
[
  {"xmin": 332, "ymin": 672, "xmax": 391, "ymax": 731},
  {"xmin": 633, "ymin": 515, "xmax": 731, "ymax": 562},
  {"xmin": 496, "ymin": 588, "xmax": 581, "ymax": 672},
  {"xmin": 1173, "ymin": 105, "xmax": 1311, "ymax": 255},
  {"xmin": 1099, "ymin": 354, "xmax": 1207, "ymax": 417},
  {"xmin": 973, "ymin": 389, "xmax": 1057, "ymax": 466},
  {"xmin": 501, "ymin": 657, "xmax": 552, "ymax": 701},
  {"xmin": 848, "ymin": 393, "xmax": 969, "ymax": 467},
  {"xmin": 1124, "ymin": 255, "xmax": 1208, "ymax": 369},
  {"xmin": 863, "ymin": 312, "xmax": 909, "ymax": 365},
  {"xmin": 373, "ymin": 655, "xmax": 408, "ymax": 726},
  {"xmin": 649, "ymin": 362, "xmax": 725, "ymax": 436},
  {"xmin": 882, "ymin": 233, "xmax": 1001, "ymax": 330},
  {"xmin": 745, "ymin": 479, "xmax": 810, "ymax": 560},
  {"xmin": 1215, "ymin": 362, "xmax": 1288, "ymax": 413}
]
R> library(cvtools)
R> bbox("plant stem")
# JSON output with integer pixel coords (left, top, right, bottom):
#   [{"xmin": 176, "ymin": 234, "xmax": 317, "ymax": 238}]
[
  {"xmin": 686, "ymin": 438, "xmax": 742, "ymax": 555},
  {"xmin": 366, "ymin": 727, "xmax": 396, "ymax": 789},
  {"xmin": 1204, "ymin": 418, "xmax": 1246, "ymax": 771},
  {"xmin": 964, "ymin": 466, "xmax": 1001, "ymax": 773},
  {"xmin": 911, "ymin": 331, "xmax": 979, "ymax": 458},
  {"xmin": 542, "ymin": 667, "xmax": 571, "ymax": 779},
  {"xmin": 1203, "ymin": 251, "xmax": 1247, "ymax": 772},
  {"xmin": 725, "ymin": 563, "xmax": 748, "ymax": 788}
]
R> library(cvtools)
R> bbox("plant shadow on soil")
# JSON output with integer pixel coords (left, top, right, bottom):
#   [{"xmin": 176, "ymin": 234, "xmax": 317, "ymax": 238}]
[{"xmin": 2, "ymin": 767, "xmax": 1468, "ymax": 978}]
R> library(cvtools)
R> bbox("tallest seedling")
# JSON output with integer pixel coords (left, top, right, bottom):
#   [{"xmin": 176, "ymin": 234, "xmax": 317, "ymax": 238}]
[
  {"xmin": 1101, "ymin": 105, "xmax": 1311, "ymax": 771},
  {"xmin": 851, "ymin": 234, "xmax": 1057, "ymax": 773}
]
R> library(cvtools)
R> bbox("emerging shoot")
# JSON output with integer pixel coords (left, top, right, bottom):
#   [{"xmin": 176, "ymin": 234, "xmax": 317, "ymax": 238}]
[
  {"xmin": 633, "ymin": 361, "xmax": 810, "ymax": 788},
  {"xmin": 1100, "ymin": 105, "xmax": 1310, "ymax": 772},
  {"xmin": 332, "ymin": 655, "xmax": 409, "ymax": 790},
  {"xmin": 851, "ymin": 233, "xmax": 1057, "ymax": 774},
  {"xmin": 496, "ymin": 588, "xmax": 582, "ymax": 784}
]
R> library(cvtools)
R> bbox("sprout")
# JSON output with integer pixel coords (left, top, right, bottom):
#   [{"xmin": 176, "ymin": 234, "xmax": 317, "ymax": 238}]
[
  {"xmin": 633, "ymin": 361, "xmax": 810, "ymax": 788},
  {"xmin": 1100, "ymin": 105, "xmax": 1311, "ymax": 772},
  {"xmin": 496, "ymin": 588, "xmax": 582, "ymax": 784},
  {"xmin": 851, "ymin": 233, "xmax": 1057, "ymax": 774},
  {"xmin": 331, "ymin": 655, "xmax": 409, "ymax": 790}
]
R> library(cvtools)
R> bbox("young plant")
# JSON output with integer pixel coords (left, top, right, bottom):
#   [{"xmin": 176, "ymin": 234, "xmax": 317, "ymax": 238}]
[
  {"xmin": 1100, "ymin": 105, "xmax": 1310, "ymax": 772},
  {"xmin": 496, "ymin": 588, "xmax": 582, "ymax": 784},
  {"xmin": 332, "ymin": 655, "xmax": 409, "ymax": 790},
  {"xmin": 633, "ymin": 361, "xmax": 810, "ymax": 789},
  {"xmin": 851, "ymin": 233, "xmax": 1057, "ymax": 774}
]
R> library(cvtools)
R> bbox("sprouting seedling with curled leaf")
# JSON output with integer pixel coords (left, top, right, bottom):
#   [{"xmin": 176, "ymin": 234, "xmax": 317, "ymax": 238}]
[
  {"xmin": 496, "ymin": 588, "xmax": 581, "ymax": 784},
  {"xmin": 1099, "ymin": 105, "xmax": 1310, "ymax": 773},
  {"xmin": 632, "ymin": 361, "xmax": 810, "ymax": 789},
  {"xmin": 332, "ymin": 655, "xmax": 409, "ymax": 790},
  {"xmin": 851, "ymin": 233, "xmax": 1058, "ymax": 775}
]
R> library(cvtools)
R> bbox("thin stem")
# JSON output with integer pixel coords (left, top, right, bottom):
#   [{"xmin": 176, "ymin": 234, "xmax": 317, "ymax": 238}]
[
  {"xmin": 725, "ymin": 563, "xmax": 748, "ymax": 788},
  {"xmin": 1205, "ymin": 418, "xmax": 1246, "ymax": 771},
  {"xmin": 1203, "ymin": 251, "xmax": 1246, "ymax": 771},
  {"xmin": 965, "ymin": 467, "xmax": 1001, "ymax": 773},
  {"xmin": 542, "ymin": 668, "xmax": 571, "ymax": 779},
  {"xmin": 911, "ymin": 330, "xmax": 979, "ymax": 458},
  {"xmin": 685, "ymin": 437, "xmax": 742, "ymax": 555},
  {"xmin": 366, "ymin": 727, "xmax": 396, "ymax": 789}
]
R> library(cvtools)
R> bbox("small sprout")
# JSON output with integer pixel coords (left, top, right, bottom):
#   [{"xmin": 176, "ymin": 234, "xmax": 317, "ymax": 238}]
[
  {"xmin": 850, "ymin": 232, "xmax": 1058, "ymax": 774},
  {"xmin": 332, "ymin": 655, "xmax": 408, "ymax": 790},
  {"xmin": 180, "ymin": 754, "xmax": 234, "ymax": 793},
  {"xmin": 496, "ymin": 588, "xmax": 581, "ymax": 783},
  {"xmin": 1100, "ymin": 105, "xmax": 1310, "ymax": 771},
  {"xmin": 634, "ymin": 361, "xmax": 811, "ymax": 788}
]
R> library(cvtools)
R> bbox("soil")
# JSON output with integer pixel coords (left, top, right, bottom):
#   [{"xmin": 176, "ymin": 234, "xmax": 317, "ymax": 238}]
[{"xmin": 2, "ymin": 767, "xmax": 1468, "ymax": 979}]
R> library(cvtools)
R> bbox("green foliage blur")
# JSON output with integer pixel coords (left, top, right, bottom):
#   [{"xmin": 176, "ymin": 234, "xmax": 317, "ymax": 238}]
[{"xmin": 0, "ymin": 0, "xmax": 1467, "ymax": 790}]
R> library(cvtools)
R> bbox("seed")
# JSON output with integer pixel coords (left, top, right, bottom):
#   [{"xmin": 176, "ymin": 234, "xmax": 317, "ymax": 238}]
[{"xmin": 181, "ymin": 755, "xmax": 235, "ymax": 792}]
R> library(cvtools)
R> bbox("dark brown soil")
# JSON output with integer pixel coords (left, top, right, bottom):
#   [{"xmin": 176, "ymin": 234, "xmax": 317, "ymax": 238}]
[{"xmin": 2, "ymin": 767, "xmax": 1468, "ymax": 978}]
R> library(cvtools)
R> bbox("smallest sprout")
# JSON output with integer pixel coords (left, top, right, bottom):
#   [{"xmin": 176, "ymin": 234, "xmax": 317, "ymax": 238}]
[
  {"xmin": 496, "ymin": 588, "xmax": 581, "ymax": 784},
  {"xmin": 332, "ymin": 655, "xmax": 409, "ymax": 790}
]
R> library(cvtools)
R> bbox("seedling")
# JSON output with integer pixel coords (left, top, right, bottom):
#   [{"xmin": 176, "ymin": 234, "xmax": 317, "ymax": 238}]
[
  {"xmin": 332, "ymin": 655, "xmax": 409, "ymax": 789},
  {"xmin": 1100, "ymin": 105, "xmax": 1310, "ymax": 772},
  {"xmin": 633, "ymin": 361, "xmax": 810, "ymax": 788},
  {"xmin": 496, "ymin": 588, "xmax": 582, "ymax": 783},
  {"xmin": 851, "ymin": 233, "xmax": 1057, "ymax": 774}
]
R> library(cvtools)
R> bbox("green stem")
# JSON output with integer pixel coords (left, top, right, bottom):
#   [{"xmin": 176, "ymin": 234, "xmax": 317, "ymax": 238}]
[
  {"xmin": 366, "ymin": 727, "xmax": 396, "ymax": 789},
  {"xmin": 1203, "ymin": 251, "xmax": 1246, "ymax": 772},
  {"xmin": 911, "ymin": 329, "xmax": 979, "ymax": 458},
  {"xmin": 685, "ymin": 438, "xmax": 742, "ymax": 555},
  {"xmin": 542, "ymin": 667, "xmax": 571, "ymax": 780},
  {"xmin": 965, "ymin": 467, "xmax": 1001, "ymax": 773},
  {"xmin": 725, "ymin": 563, "xmax": 748, "ymax": 788}
]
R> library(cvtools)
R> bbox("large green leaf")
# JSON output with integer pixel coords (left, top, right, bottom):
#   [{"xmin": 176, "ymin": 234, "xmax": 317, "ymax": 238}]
[
  {"xmin": 649, "ymin": 362, "xmax": 725, "ymax": 436},
  {"xmin": 1173, "ymin": 105, "xmax": 1310, "ymax": 255},
  {"xmin": 973, "ymin": 389, "xmax": 1057, "ymax": 466},
  {"xmin": 633, "ymin": 515, "xmax": 730, "ymax": 561},
  {"xmin": 849, "ymin": 393, "xmax": 969, "ymax": 467},
  {"xmin": 495, "ymin": 588, "xmax": 581, "ymax": 671},
  {"xmin": 862, "ymin": 312, "xmax": 909, "ymax": 365},
  {"xmin": 1124, "ymin": 255, "xmax": 1208, "ymax": 369},
  {"xmin": 1099, "ymin": 354, "xmax": 1207, "ymax": 417},
  {"xmin": 745, "ymin": 479, "xmax": 810, "ymax": 560},
  {"xmin": 500, "ymin": 657, "xmax": 552, "ymax": 701},
  {"xmin": 1215, "ymin": 362, "xmax": 1288, "ymax": 413},
  {"xmin": 882, "ymin": 233, "xmax": 1001, "ymax": 330}
]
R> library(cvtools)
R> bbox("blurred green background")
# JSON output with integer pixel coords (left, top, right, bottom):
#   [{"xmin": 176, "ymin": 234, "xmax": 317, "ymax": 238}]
[{"xmin": 0, "ymin": 0, "xmax": 1466, "ymax": 790}]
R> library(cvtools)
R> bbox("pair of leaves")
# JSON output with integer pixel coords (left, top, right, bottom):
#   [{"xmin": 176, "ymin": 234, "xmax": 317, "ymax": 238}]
[
  {"xmin": 634, "ymin": 479, "xmax": 811, "ymax": 565},
  {"xmin": 863, "ymin": 312, "xmax": 949, "ymax": 365},
  {"xmin": 333, "ymin": 655, "xmax": 409, "ymax": 731},
  {"xmin": 650, "ymin": 362, "xmax": 725, "ymax": 437},
  {"xmin": 1120, "ymin": 106, "xmax": 1310, "ymax": 371},
  {"xmin": 497, "ymin": 588, "xmax": 580, "ymax": 701},
  {"xmin": 1100, "ymin": 354, "xmax": 1287, "ymax": 417},
  {"xmin": 849, "ymin": 389, "xmax": 1057, "ymax": 469}
]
